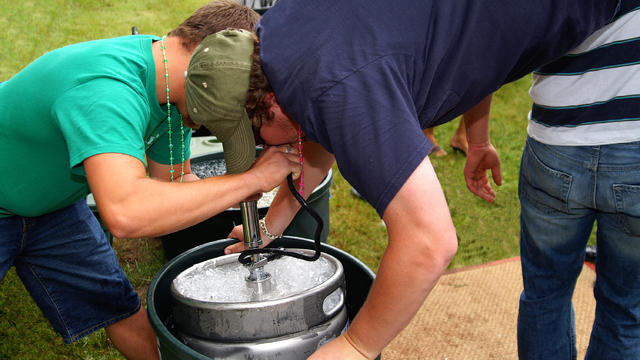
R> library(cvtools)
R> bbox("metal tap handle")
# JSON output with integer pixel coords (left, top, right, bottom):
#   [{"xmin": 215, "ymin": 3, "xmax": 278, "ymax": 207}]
[
  {"xmin": 238, "ymin": 174, "xmax": 323, "ymax": 265},
  {"xmin": 240, "ymin": 200, "xmax": 261, "ymax": 249}
]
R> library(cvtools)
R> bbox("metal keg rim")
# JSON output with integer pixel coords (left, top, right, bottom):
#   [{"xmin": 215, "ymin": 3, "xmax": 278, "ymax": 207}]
[
  {"xmin": 170, "ymin": 248, "xmax": 344, "ymax": 309},
  {"xmin": 175, "ymin": 306, "xmax": 348, "ymax": 359}
]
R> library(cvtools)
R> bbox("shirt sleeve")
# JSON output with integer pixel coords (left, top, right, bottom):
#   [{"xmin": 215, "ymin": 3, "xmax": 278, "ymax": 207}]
[
  {"xmin": 53, "ymin": 79, "xmax": 148, "ymax": 176},
  {"xmin": 308, "ymin": 55, "xmax": 432, "ymax": 216}
]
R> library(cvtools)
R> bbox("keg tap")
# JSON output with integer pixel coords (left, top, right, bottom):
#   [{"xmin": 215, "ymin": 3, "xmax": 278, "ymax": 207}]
[
  {"xmin": 238, "ymin": 174, "xmax": 326, "ymax": 296},
  {"xmin": 238, "ymin": 174, "xmax": 324, "ymax": 261},
  {"xmin": 240, "ymin": 200, "xmax": 272, "ymax": 294}
]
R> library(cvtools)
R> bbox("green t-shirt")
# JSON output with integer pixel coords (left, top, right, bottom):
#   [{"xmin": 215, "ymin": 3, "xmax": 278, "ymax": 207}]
[{"xmin": 0, "ymin": 35, "xmax": 191, "ymax": 217}]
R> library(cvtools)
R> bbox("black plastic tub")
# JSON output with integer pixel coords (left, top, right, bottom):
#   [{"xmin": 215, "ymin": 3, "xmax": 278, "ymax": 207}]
[{"xmin": 147, "ymin": 237, "xmax": 376, "ymax": 359}]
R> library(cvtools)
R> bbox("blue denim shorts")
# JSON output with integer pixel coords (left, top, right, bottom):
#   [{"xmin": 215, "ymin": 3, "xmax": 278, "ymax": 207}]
[{"xmin": 0, "ymin": 199, "xmax": 140, "ymax": 343}]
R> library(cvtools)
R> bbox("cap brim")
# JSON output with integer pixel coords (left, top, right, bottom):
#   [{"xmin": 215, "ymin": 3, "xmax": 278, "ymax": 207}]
[{"xmin": 221, "ymin": 112, "xmax": 256, "ymax": 174}]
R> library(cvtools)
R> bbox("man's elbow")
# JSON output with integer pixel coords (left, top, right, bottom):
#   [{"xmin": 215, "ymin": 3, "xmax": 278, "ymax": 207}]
[
  {"xmin": 415, "ymin": 228, "xmax": 458, "ymax": 272},
  {"xmin": 432, "ymin": 230, "xmax": 458, "ymax": 270},
  {"xmin": 442, "ymin": 232, "xmax": 458, "ymax": 266},
  {"xmin": 101, "ymin": 207, "xmax": 141, "ymax": 239}
]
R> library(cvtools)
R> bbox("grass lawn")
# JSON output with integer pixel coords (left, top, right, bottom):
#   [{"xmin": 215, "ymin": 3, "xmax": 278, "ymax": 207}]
[{"xmin": 0, "ymin": 0, "xmax": 594, "ymax": 358}]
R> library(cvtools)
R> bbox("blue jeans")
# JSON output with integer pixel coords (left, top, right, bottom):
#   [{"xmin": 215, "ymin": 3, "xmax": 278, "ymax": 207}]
[
  {"xmin": 517, "ymin": 137, "xmax": 640, "ymax": 359},
  {"xmin": 0, "ymin": 199, "xmax": 140, "ymax": 343}
]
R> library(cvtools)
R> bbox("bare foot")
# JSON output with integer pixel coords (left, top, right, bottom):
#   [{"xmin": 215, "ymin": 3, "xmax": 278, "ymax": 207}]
[
  {"xmin": 424, "ymin": 129, "xmax": 448, "ymax": 157},
  {"xmin": 449, "ymin": 136, "xmax": 468, "ymax": 156},
  {"xmin": 429, "ymin": 145, "xmax": 448, "ymax": 157},
  {"xmin": 449, "ymin": 120, "xmax": 468, "ymax": 155}
]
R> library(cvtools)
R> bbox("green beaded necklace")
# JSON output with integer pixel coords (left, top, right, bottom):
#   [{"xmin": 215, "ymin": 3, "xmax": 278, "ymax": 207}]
[{"xmin": 160, "ymin": 36, "xmax": 185, "ymax": 182}]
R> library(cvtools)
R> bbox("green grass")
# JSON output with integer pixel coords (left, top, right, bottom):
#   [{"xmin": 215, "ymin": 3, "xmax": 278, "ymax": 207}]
[
  {"xmin": 0, "ymin": 0, "xmax": 206, "ymax": 82},
  {"xmin": 0, "ymin": 0, "xmax": 594, "ymax": 358}
]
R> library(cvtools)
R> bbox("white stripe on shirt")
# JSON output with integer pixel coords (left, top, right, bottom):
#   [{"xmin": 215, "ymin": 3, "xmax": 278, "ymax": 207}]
[
  {"xmin": 568, "ymin": 9, "xmax": 640, "ymax": 54},
  {"xmin": 528, "ymin": 113, "xmax": 640, "ymax": 146},
  {"xmin": 529, "ymin": 63, "xmax": 640, "ymax": 108}
]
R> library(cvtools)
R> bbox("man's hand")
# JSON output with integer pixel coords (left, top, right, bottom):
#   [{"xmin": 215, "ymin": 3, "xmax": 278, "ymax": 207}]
[
  {"xmin": 248, "ymin": 144, "xmax": 301, "ymax": 193},
  {"xmin": 223, "ymin": 223, "xmax": 277, "ymax": 254},
  {"xmin": 309, "ymin": 332, "xmax": 373, "ymax": 360},
  {"xmin": 464, "ymin": 142, "xmax": 502, "ymax": 203}
]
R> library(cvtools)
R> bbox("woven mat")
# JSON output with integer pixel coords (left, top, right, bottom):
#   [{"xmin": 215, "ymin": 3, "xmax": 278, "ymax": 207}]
[{"xmin": 382, "ymin": 258, "xmax": 596, "ymax": 360}]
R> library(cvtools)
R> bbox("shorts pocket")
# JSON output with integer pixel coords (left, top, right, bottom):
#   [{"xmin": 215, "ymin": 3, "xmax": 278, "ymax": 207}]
[{"xmin": 613, "ymin": 184, "xmax": 640, "ymax": 236}]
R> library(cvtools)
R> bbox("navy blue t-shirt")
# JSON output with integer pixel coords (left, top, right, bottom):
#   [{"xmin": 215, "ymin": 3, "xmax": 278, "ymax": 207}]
[{"xmin": 258, "ymin": 0, "xmax": 620, "ymax": 216}]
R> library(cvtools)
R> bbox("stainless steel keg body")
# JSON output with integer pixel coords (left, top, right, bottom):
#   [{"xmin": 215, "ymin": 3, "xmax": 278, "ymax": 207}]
[{"xmin": 170, "ymin": 249, "xmax": 347, "ymax": 359}]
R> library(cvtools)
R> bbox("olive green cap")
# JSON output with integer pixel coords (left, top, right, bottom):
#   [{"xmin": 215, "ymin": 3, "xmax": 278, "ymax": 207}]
[{"xmin": 185, "ymin": 29, "xmax": 255, "ymax": 174}]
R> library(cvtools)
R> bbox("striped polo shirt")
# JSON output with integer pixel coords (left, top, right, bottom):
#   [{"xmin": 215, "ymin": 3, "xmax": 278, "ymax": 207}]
[{"xmin": 528, "ymin": 4, "xmax": 640, "ymax": 146}]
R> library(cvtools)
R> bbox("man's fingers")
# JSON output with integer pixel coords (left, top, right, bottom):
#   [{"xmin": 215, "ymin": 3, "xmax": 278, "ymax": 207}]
[
  {"xmin": 483, "ymin": 186, "xmax": 496, "ymax": 203},
  {"xmin": 468, "ymin": 178, "xmax": 495, "ymax": 203},
  {"xmin": 492, "ymin": 167, "xmax": 502, "ymax": 186},
  {"xmin": 280, "ymin": 144, "xmax": 299, "ymax": 155},
  {"xmin": 224, "ymin": 241, "xmax": 246, "ymax": 254},
  {"xmin": 291, "ymin": 165, "xmax": 301, "ymax": 180}
]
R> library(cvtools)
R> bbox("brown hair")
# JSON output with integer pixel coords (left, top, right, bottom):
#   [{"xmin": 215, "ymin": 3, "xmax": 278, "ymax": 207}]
[
  {"xmin": 245, "ymin": 37, "xmax": 274, "ymax": 127},
  {"xmin": 168, "ymin": 0, "xmax": 260, "ymax": 51}
]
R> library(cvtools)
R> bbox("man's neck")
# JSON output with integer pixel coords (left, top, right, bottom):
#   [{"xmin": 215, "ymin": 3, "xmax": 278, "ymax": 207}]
[{"xmin": 152, "ymin": 36, "xmax": 191, "ymax": 110}]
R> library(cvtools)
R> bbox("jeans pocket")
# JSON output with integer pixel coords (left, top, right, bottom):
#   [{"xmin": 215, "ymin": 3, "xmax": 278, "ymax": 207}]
[
  {"xmin": 519, "ymin": 141, "xmax": 572, "ymax": 213},
  {"xmin": 613, "ymin": 184, "xmax": 640, "ymax": 236}
]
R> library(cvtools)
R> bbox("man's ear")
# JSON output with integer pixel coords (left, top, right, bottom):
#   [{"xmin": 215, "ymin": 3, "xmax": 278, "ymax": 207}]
[{"xmin": 264, "ymin": 91, "xmax": 276, "ymax": 104}]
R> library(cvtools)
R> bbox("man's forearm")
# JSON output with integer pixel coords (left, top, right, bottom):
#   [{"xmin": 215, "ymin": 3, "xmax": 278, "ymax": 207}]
[
  {"xmin": 463, "ymin": 93, "xmax": 493, "ymax": 146},
  {"xmin": 341, "ymin": 156, "xmax": 458, "ymax": 358}
]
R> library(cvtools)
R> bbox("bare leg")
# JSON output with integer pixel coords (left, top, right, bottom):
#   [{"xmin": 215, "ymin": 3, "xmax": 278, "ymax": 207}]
[
  {"xmin": 105, "ymin": 307, "xmax": 159, "ymax": 360},
  {"xmin": 449, "ymin": 119, "xmax": 468, "ymax": 155},
  {"xmin": 423, "ymin": 128, "xmax": 447, "ymax": 157}
]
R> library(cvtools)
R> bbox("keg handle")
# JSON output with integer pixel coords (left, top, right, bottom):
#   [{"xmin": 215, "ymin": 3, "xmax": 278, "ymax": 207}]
[{"xmin": 238, "ymin": 174, "xmax": 323, "ymax": 264}]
